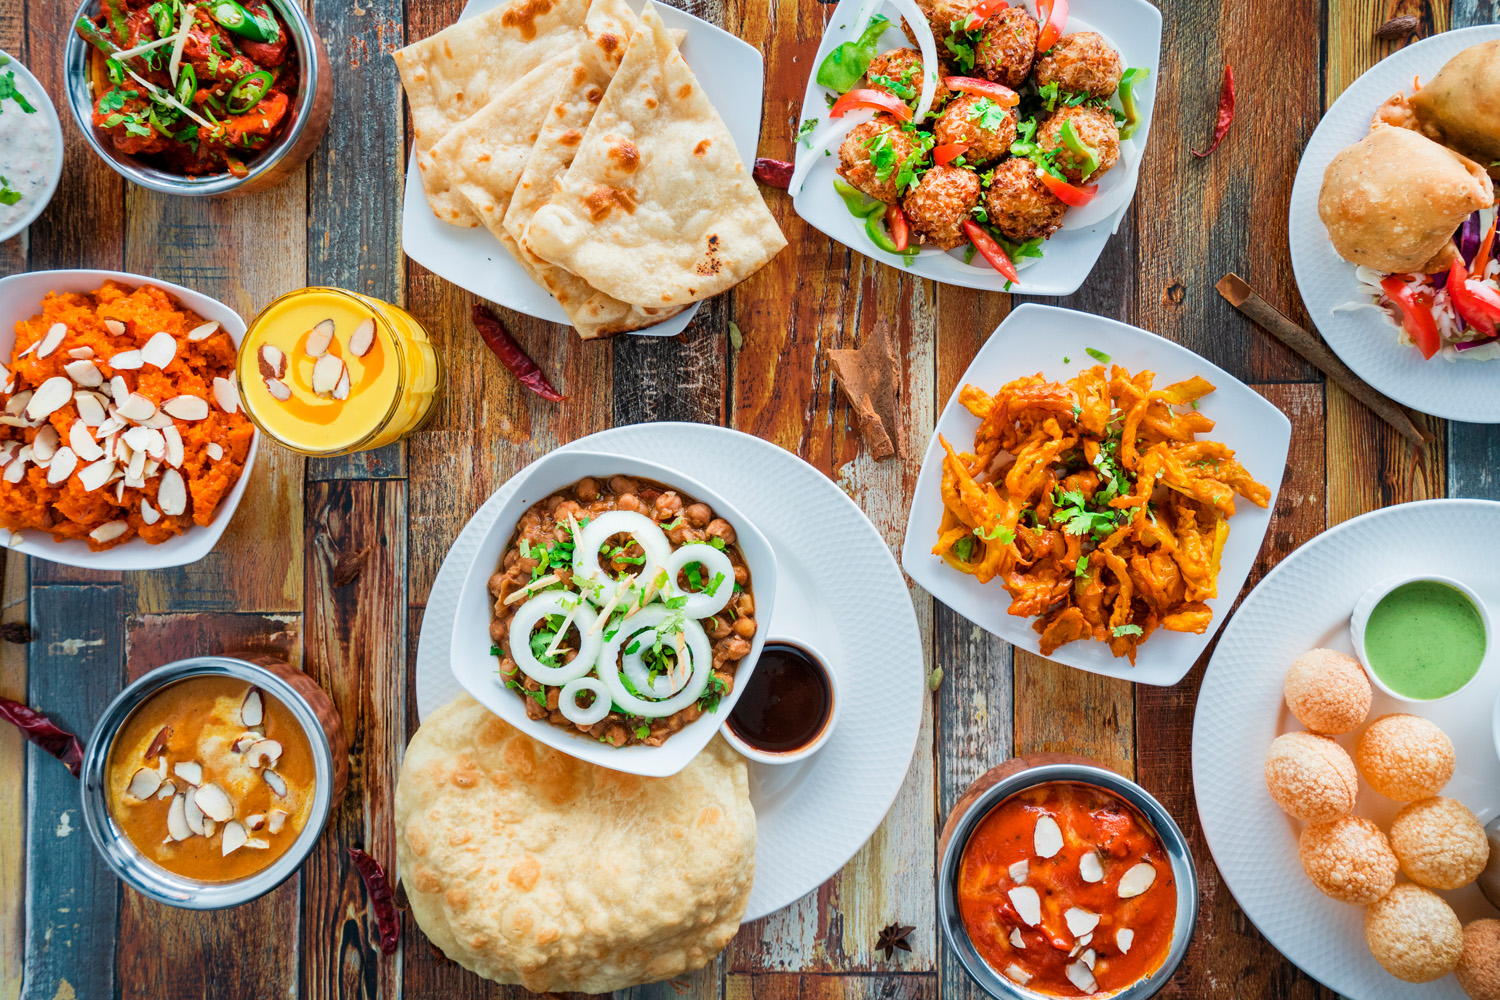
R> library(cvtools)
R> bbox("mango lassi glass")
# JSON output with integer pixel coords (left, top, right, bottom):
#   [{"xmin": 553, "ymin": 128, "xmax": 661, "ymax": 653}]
[{"xmin": 237, "ymin": 288, "xmax": 441, "ymax": 456}]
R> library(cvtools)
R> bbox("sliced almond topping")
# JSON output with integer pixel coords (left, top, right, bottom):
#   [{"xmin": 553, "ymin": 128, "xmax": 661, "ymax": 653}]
[
  {"xmin": 257, "ymin": 344, "xmax": 286, "ymax": 379},
  {"xmin": 77, "ymin": 457, "xmax": 114, "ymax": 492},
  {"xmin": 230, "ymin": 732, "xmax": 259, "ymax": 753},
  {"xmin": 311, "ymin": 354, "xmax": 344, "ymax": 396},
  {"xmin": 37, "ymin": 323, "xmax": 66, "ymax": 359},
  {"xmin": 4, "ymin": 391, "xmax": 30, "ymax": 416},
  {"xmin": 155, "ymin": 779, "xmax": 175, "ymax": 800},
  {"xmin": 1004, "ymin": 964, "xmax": 1031, "ymax": 985},
  {"xmin": 172, "ymin": 760, "xmax": 203, "ymax": 786},
  {"xmin": 69, "ymin": 421, "xmax": 104, "ymax": 462},
  {"xmin": 267, "ymin": 809, "xmax": 287, "ymax": 834},
  {"xmin": 1007, "ymin": 885, "xmax": 1041, "ymax": 927},
  {"xmin": 26, "ymin": 377, "xmax": 73, "ymax": 422},
  {"xmin": 157, "ymin": 468, "xmax": 187, "ymax": 517},
  {"xmin": 167, "ymin": 794, "xmax": 192, "ymax": 841},
  {"xmin": 244, "ymin": 739, "xmax": 282, "ymax": 768},
  {"xmin": 126, "ymin": 767, "xmax": 163, "ymax": 800},
  {"xmin": 156, "ymin": 756, "xmax": 167, "ymax": 779},
  {"xmin": 1116, "ymin": 928, "xmax": 1133, "ymax": 954},
  {"xmin": 116, "ymin": 393, "xmax": 156, "ymax": 423},
  {"xmin": 193, "ymin": 783, "xmax": 234, "ymax": 823},
  {"xmin": 1009, "ymin": 859, "xmax": 1028, "ymax": 884},
  {"xmin": 1080, "ymin": 852, "xmax": 1104, "ymax": 883},
  {"xmin": 305, "ymin": 318, "xmax": 335, "ymax": 357},
  {"xmin": 146, "ymin": 724, "xmax": 171, "ymax": 759},
  {"xmin": 1009, "ymin": 927, "xmax": 1025, "ymax": 949},
  {"xmin": 1065, "ymin": 961, "xmax": 1097, "ymax": 994},
  {"xmin": 2, "ymin": 456, "xmax": 26, "ymax": 484},
  {"xmin": 141, "ymin": 498, "xmax": 160, "ymax": 525},
  {"xmin": 203, "ymin": 817, "xmax": 217, "ymax": 838},
  {"xmin": 140, "ymin": 332, "xmax": 177, "ymax": 369},
  {"xmin": 1117, "ymin": 862, "xmax": 1157, "ymax": 899},
  {"xmin": 108, "ymin": 349, "xmax": 144, "ymax": 371},
  {"xmin": 109, "ymin": 375, "xmax": 130, "ymax": 405},
  {"xmin": 122, "ymin": 426, "xmax": 153, "ymax": 452},
  {"xmin": 262, "ymin": 769, "xmax": 287, "ymax": 797},
  {"xmin": 161, "ymin": 425, "xmax": 183, "ymax": 468},
  {"xmin": 240, "ymin": 688, "xmax": 264, "ymax": 727},
  {"xmin": 264, "ymin": 377, "xmax": 291, "ymax": 401},
  {"xmin": 183, "ymin": 790, "xmax": 207, "ymax": 836},
  {"xmin": 244, "ymin": 813, "xmax": 266, "ymax": 831},
  {"xmin": 64, "ymin": 359, "xmax": 104, "ymax": 388},
  {"xmin": 243, "ymin": 837, "xmax": 271, "ymax": 849},
  {"xmin": 104, "ymin": 319, "xmax": 126, "ymax": 336},
  {"xmin": 1081, "ymin": 949, "xmax": 1096, "ymax": 971},
  {"xmin": 142, "ymin": 410, "xmax": 173, "ymax": 429},
  {"xmin": 160, "ymin": 395, "xmax": 209, "ymax": 421},
  {"xmin": 332, "ymin": 367, "xmax": 350, "ymax": 401},
  {"xmin": 68, "ymin": 346, "xmax": 95, "ymax": 360},
  {"xmin": 1064, "ymin": 907, "xmax": 1100, "ymax": 938},
  {"xmin": 187, "ymin": 320, "xmax": 219, "ymax": 342},
  {"xmin": 125, "ymin": 444, "xmax": 147, "ymax": 483},
  {"xmin": 221, "ymin": 819, "xmax": 248, "ymax": 855},
  {"xmin": 1033, "ymin": 815, "xmax": 1063, "ymax": 859},
  {"xmin": 205, "ymin": 441, "xmax": 223, "ymax": 461},
  {"xmin": 32, "ymin": 425, "xmax": 59, "ymax": 462},
  {"xmin": 211, "ymin": 376, "xmax": 238, "ymax": 413},
  {"xmin": 89, "ymin": 521, "xmax": 128, "ymax": 543},
  {"xmin": 75, "ymin": 392, "xmax": 106, "ymax": 426},
  {"xmin": 348, "ymin": 318, "xmax": 376, "ymax": 357},
  {"xmin": 45, "ymin": 448, "xmax": 77, "ymax": 485}
]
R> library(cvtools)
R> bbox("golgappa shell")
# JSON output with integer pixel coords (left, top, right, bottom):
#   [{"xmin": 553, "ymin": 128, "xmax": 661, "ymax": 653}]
[
  {"xmin": 1458, "ymin": 919, "xmax": 1500, "ymax": 1000},
  {"xmin": 1283, "ymin": 648, "xmax": 1372, "ymax": 735},
  {"xmin": 1263, "ymin": 731, "xmax": 1359, "ymax": 822},
  {"xmin": 1390, "ymin": 797, "xmax": 1490, "ymax": 890},
  {"xmin": 1356, "ymin": 713, "xmax": 1455, "ymax": 801},
  {"xmin": 1298, "ymin": 816, "xmax": 1398, "ymax": 904},
  {"xmin": 1364, "ymin": 883, "xmax": 1463, "ymax": 983}
]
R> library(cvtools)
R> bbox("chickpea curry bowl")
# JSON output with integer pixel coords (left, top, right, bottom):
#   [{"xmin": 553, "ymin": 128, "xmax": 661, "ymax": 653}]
[{"xmin": 451, "ymin": 452, "xmax": 779, "ymax": 778}]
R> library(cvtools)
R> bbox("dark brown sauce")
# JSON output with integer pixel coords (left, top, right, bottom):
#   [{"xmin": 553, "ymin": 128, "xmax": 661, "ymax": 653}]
[{"xmin": 727, "ymin": 643, "xmax": 832, "ymax": 753}]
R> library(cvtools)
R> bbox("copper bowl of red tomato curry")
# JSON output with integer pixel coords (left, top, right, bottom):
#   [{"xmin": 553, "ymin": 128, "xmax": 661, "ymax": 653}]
[{"xmin": 937, "ymin": 755, "xmax": 1198, "ymax": 999}]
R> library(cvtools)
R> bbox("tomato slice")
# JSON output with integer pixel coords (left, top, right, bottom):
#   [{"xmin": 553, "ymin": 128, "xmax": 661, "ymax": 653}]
[
  {"xmin": 943, "ymin": 76, "xmax": 1021, "ymax": 106},
  {"xmin": 1036, "ymin": 0, "xmax": 1068, "ymax": 52},
  {"xmin": 1036, "ymin": 170, "xmax": 1098, "ymax": 207},
  {"xmin": 963, "ymin": 0, "xmax": 1010, "ymax": 27},
  {"xmin": 933, "ymin": 142, "xmax": 970, "ymax": 166},
  {"xmin": 886, "ymin": 203, "xmax": 911, "ymax": 252},
  {"xmin": 962, "ymin": 220, "xmax": 1019, "ymax": 283},
  {"xmin": 1380, "ymin": 276, "xmax": 1442, "ymax": 360},
  {"xmin": 829, "ymin": 88, "xmax": 912, "ymax": 122},
  {"xmin": 1448, "ymin": 260, "xmax": 1500, "ymax": 338}
]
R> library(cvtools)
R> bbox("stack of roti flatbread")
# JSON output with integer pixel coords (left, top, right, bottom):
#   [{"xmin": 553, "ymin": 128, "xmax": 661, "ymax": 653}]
[{"xmin": 394, "ymin": 0, "xmax": 787, "ymax": 339}]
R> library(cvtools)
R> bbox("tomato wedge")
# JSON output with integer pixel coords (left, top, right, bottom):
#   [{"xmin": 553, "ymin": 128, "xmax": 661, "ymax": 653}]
[
  {"xmin": 886, "ymin": 203, "xmax": 911, "ymax": 252},
  {"xmin": 1036, "ymin": 0, "xmax": 1068, "ymax": 52},
  {"xmin": 944, "ymin": 76, "xmax": 1021, "ymax": 106},
  {"xmin": 830, "ymin": 88, "xmax": 912, "ymax": 122},
  {"xmin": 962, "ymin": 220, "xmax": 1019, "ymax": 283},
  {"xmin": 933, "ymin": 142, "xmax": 971, "ymax": 166},
  {"xmin": 1037, "ymin": 170, "xmax": 1098, "ymax": 207},
  {"xmin": 1448, "ymin": 260, "xmax": 1500, "ymax": 338},
  {"xmin": 1380, "ymin": 276, "xmax": 1442, "ymax": 360},
  {"xmin": 962, "ymin": 0, "xmax": 1010, "ymax": 27}
]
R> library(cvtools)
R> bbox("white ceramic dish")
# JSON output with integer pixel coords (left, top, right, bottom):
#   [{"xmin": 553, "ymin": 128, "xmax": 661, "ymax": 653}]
[
  {"xmin": 1194, "ymin": 499, "xmax": 1500, "ymax": 999},
  {"xmin": 415, "ymin": 422, "xmax": 926, "ymax": 920},
  {"xmin": 791, "ymin": 0, "xmax": 1161, "ymax": 296},
  {"xmin": 0, "ymin": 50, "xmax": 65, "ymax": 244},
  {"xmin": 900, "ymin": 303, "xmax": 1290, "ymax": 687},
  {"xmin": 399, "ymin": 0, "xmax": 767, "ymax": 337},
  {"xmin": 1349, "ymin": 573, "xmax": 1493, "ymax": 704},
  {"xmin": 719, "ymin": 635, "xmax": 842, "ymax": 766},
  {"xmin": 0, "ymin": 269, "xmax": 258, "ymax": 571},
  {"xmin": 1289, "ymin": 25, "xmax": 1500, "ymax": 423},
  {"xmin": 450, "ymin": 450, "xmax": 778, "ymax": 778}
]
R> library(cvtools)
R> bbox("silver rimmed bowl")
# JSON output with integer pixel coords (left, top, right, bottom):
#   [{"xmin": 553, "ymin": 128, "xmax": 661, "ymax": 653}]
[
  {"xmin": 80, "ymin": 655, "xmax": 347, "ymax": 909},
  {"xmin": 937, "ymin": 756, "xmax": 1199, "ymax": 1000},
  {"xmin": 63, "ymin": 0, "xmax": 332, "ymax": 196}
]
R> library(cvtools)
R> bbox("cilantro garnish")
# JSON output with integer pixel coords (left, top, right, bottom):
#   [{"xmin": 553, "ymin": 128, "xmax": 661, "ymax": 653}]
[
  {"xmin": 953, "ymin": 535, "xmax": 975, "ymax": 562},
  {"xmin": 635, "ymin": 724, "xmax": 651, "ymax": 740},
  {"xmin": 1085, "ymin": 347, "xmax": 1112, "ymax": 364},
  {"xmin": 0, "ymin": 71, "xmax": 36, "ymax": 114},
  {"xmin": 489, "ymin": 645, "xmax": 503, "ymax": 657},
  {"xmin": 1075, "ymin": 556, "xmax": 1089, "ymax": 578},
  {"xmin": 1112, "ymin": 624, "xmax": 1144, "ymax": 638},
  {"xmin": 975, "ymin": 523, "xmax": 1015, "ymax": 545},
  {"xmin": 697, "ymin": 673, "xmax": 730, "ymax": 713},
  {"xmin": 0, "ymin": 177, "xmax": 19, "ymax": 207},
  {"xmin": 797, "ymin": 117, "xmax": 819, "ymax": 147},
  {"xmin": 968, "ymin": 97, "xmax": 1009, "ymax": 133}
]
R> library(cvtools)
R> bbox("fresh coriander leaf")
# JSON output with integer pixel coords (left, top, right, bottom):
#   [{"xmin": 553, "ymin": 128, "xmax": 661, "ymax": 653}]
[
  {"xmin": 1112, "ymin": 624, "xmax": 1144, "ymax": 637},
  {"xmin": 797, "ymin": 117, "xmax": 819, "ymax": 147},
  {"xmin": 975, "ymin": 523, "xmax": 1015, "ymax": 544},
  {"xmin": 1085, "ymin": 347, "xmax": 1111, "ymax": 364},
  {"xmin": 489, "ymin": 645, "xmax": 503, "ymax": 656},
  {"xmin": 705, "ymin": 571, "xmax": 726, "ymax": 597},
  {"xmin": 635, "ymin": 724, "xmax": 650, "ymax": 739},
  {"xmin": 0, "ymin": 71, "xmax": 37, "ymax": 114},
  {"xmin": 1075, "ymin": 555, "xmax": 1089, "ymax": 578},
  {"xmin": 952, "ymin": 535, "xmax": 975, "ymax": 562}
]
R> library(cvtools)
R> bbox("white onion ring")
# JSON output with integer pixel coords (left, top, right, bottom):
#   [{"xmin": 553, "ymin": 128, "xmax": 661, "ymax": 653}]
[
  {"xmin": 621, "ymin": 628, "xmax": 690, "ymax": 698},
  {"xmin": 885, "ymin": 0, "xmax": 939, "ymax": 123},
  {"xmin": 509, "ymin": 591, "xmax": 600, "ymax": 686},
  {"xmin": 597, "ymin": 607, "xmax": 713, "ymax": 718},
  {"xmin": 661, "ymin": 543, "xmax": 736, "ymax": 619},
  {"xmin": 558, "ymin": 677, "xmax": 612, "ymax": 726},
  {"xmin": 789, "ymin": 110, "xmax": 873, "ymax": 198},
  {"xmin": 572, "ymin": 511, "xmax": 672, "ymax": 606}
]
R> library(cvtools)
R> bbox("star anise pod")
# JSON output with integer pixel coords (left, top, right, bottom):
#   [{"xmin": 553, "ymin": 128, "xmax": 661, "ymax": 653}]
[{"xmin": 876, "ymin": 922, "xmax": 916, "ymax": 959}]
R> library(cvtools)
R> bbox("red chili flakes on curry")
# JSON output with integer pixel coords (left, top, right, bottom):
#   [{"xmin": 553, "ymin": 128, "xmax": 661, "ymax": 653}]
[{"xmin": 957, "ymin": 782, "xmax": 1176, "ymax": 996}]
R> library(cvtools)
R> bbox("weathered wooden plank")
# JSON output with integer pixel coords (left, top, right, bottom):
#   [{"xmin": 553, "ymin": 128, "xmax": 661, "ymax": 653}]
[
  {"xmin": 0, "ymin": 552, "xmax": 28, "ymax": 1000},
  {"xmin": 114, "ymin": 613, "xmax": 304, "ymax": 1000},
  {"xmin": 301, "ymin": 479, "xmax": 407, "ymax": 1000},
  {"xmin": 21, "ymin": 584, "xmax": 123, "ymax": 1000},
  {"xmin": 726, "ymin": 972, "xmax": 937, "ymax": 1000}
]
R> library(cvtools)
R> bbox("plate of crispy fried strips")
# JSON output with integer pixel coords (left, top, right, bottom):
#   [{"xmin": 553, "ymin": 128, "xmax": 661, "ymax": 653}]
[{"xmin": 395, "ymin": 0, "xmax": 786, "ymax": 339}]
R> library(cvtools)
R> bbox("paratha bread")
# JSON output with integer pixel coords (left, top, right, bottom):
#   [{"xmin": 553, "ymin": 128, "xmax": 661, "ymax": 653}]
[
  {"xmin": 393, "ymin": 0, "xmax": 638, "ymax": 227},
  {"xmin": 521, "ymin": 3, "xmax": 787, "ymax": 309},
  {"xmin": 1409, "ymin": 41, "xmax": 1500, "ymax": 180},
  {"xmin": 1318, "ymin": 124, "xmax": 1494, "ymax": 274},
  {"xmin": 395, "ymin": 695, "xmax": 755, "ymax": 993}
]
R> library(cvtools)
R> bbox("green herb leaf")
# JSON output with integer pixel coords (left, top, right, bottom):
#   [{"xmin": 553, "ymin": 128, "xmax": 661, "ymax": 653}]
[
  {"xmin": 975, "ymin": 523, "xmax": 1015, "ymax": 544},
  {"xmin": 635, "ymin": 724, "xmax": 650, "ymax": 739},
  {"xmin": 1075, "ymin": 555, "xmax": 1089, "ymax": 578},
  {"xmin": 1085, "ymin": 347, "xmax": 1112, "ymax": 364},
  {"xmin": 1112, "ymin": 624, "xmax": 1144, "ymax": 637},
  {"xmin": 797, "ymin": 117, "xmax": 819, "ymax": 147}
]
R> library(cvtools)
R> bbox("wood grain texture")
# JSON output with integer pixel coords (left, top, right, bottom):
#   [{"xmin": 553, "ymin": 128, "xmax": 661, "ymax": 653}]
[
  {"xmin": 727, "ymin": 973, "xmax": 937, "ymax": 1000},
  {"xmin": 22, "ymin": 585, "xmax": 123, "ymax": 1000},
  {"xmin": 0, "ymin": 553, "xmax": 28, "ymax": 1000}
]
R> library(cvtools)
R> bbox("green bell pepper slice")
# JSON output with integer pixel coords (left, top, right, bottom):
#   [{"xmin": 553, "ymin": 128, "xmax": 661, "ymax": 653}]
[
  {"xmin": 1058, "ymin": 119, "xmax": 1100, "ymax": 178},
  {"xmin": 1117, "ymin": 67, "xmax": 1150, "ymax": 140},
  {"xmin": 833, "ymin": 177, "xmax": 885, "ymax": 220}
]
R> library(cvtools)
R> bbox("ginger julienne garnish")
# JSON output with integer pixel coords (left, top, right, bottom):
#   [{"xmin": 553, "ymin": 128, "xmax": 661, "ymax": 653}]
[{"xmin": 933, "ymin": 362, "xmax": 1270, "ymax": 662}]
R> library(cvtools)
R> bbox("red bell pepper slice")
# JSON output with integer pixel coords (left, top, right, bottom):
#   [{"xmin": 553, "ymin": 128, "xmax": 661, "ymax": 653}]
[
  {"xmin": 1036, "ymin": 170, "xmax": 1098, "ymax": 207},
  {"xmin": 830, "ymin": 89, "xmax": 912, "ymax": 122},
  {"xmin": 886, "ymin": 203, "xmax": 911, "ymax": 252},
  {"xmin": 1448, "ymin": 260, "xmax": 1500, "ymax": 338},
  {"xmin": 943, "ymin": 76, "xmax": 1021, "ymax": 107},
  {"xmin": 1475, "ymin": 214, "xmax": 1498, "ymax": 276},
  {"xmin": 933, "ymin": 142, "xmax": 970, "ymax": 166},
  {"xmin": 962, "ymin": 220, "xmax": 1019, "ymax": 283},
  {"xmin": 962, "ymin": 0, "xmax": 1010, "ymax": 28},
  {"xmin": 1380, "ymin": 276, "xmax": 1442, "ymax": 360},
  {"xmin": 1036, "ymin": 0, "xmax": 1068, "ymax": 52}
]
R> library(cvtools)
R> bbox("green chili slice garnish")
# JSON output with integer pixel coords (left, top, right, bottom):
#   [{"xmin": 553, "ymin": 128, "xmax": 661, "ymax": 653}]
[
  {"xmin": 174, "ymin": 63, "xmax": 197, "ymax": 107},
  {"xmin": 226, "ymin": 69, "xmax": 273, "ymax": 113},
  {"xmin": 208, "ymin": 0, "xmax": 281, "ymax": 43},
  {"xmin": 1117, "ymin": 67, "xmax": 1150, "ymax": 140},
  {"xmin": 1058, "ymin": 119, "xmax": 1101, "ymax": 178},
  {"xmin": 833, "ymin": 177, "xmax": 885, "ymax": 219}
]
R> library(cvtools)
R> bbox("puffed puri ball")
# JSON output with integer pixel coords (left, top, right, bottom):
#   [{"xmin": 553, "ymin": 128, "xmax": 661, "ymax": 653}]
[
  {"xmin": 1364, "ymin": 884, "xmax": 1464, "ymax": 983},
  {"xmin": 1283, "ymin": 648, "xmax": 1372, "ymax": 735},
  {"xmin": 1297, "ymin": 815, "xmax": 1398, "ymax": 904},
  {"xmin": 1356, "ymin": 713, "xmax": 1455, "ymax": 801},
  {"xmin": 1390, "ymin": 796, "xmax": 1490, "ymax": 891},
  {"xmin": 1263, "ymin": 731, "xmax": 1359, "ymax": 822},
  {"xmin": 1457, "ymin": 919, "xmax": 1500, "ymax": 1000}
]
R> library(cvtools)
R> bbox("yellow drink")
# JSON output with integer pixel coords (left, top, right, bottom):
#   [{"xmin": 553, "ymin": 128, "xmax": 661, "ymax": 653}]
[{"xmin": 238, "ymin": 288, "xmax": 441, "ymax": 456}]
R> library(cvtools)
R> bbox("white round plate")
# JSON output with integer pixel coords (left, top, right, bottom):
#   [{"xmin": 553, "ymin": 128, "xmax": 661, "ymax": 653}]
[
  {"xmin": 414, "ymin": 422, "xmax": 926, "ymax": 921},
  {"xmin": 1289, "ymin": 26, "xmax": 1500, "ymax": 423},
  {"xmin": 399, "ymin": 0, "xmax": 768, "ymax": 337},
  {"xmin": 0, "ymin": 49, "xmax": 64, "ymax": 243},
  {"xmin": 1193, "ymin": 499, "xmax": 1500, "ymax": 998},
  {"xmin": 791, "ymin": 0, "xmax": 1161, "ymax": 296},
  {"xmin": 900, "ymin": 303, "xmax": 1290, "ymax": 686}
]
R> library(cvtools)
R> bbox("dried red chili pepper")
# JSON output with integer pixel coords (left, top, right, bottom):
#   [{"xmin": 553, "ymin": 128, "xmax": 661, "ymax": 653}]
[
  {"xmin": 0, "ymin": 697, "xmax": 83, "ymax": 776},
  {"xmin": 471, "ymin": 304, "xmax": 566, "ymax": 402},
  {"xmin": 753, "ymin": 157, "xmax": 793, "ymax": 190},
  {"xmin": 1191, "ymin": 64, "xmax": 1235, "ymax": 158},
  {"xmin": 348, "ymin": 846, "xmax": 401, "ymax": 955}
]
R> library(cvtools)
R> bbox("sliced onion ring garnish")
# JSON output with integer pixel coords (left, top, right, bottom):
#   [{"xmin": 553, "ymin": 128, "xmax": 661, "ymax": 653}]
[
  {"xmin": 884, "ymin": 0, "xmax": 939, "ymax": 123},
  {"xmin": 621, "ymin": 627, "xmax": 691, "ymax": 699},
  {"xmin": 508, "ymin": 591, "xmax": 600, "ymax": 686},
  {"xmin": 597, "ymin": 607, "xmax": 712, "ymax": 718},
  {"xmin": 572, "ymin": 510, "xmax": 672, "ymax": 606},
  {"xmin": 660, "ymin": 543, "xmax": 736, "ymax": 620},
  {"xmin": 558, "ymin": 677, "xmax": 612, "ymax": 726},
  {"xmin": 789, "ymin": 110, "xmax": 874, "ymax": 198}
]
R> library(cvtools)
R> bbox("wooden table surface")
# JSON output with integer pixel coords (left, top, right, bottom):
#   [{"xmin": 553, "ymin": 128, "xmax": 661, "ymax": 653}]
[{"xmin": 3, "ymin": 0, "xmax": 1498, "ymax": 996}]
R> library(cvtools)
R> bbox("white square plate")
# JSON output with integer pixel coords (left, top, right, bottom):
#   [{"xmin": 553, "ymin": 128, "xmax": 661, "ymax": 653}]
[
  {"xmin": 398, "ymin": 0, "xmax": 766, "ymax": 336},
  {"xmin": 900, "ymin": 304, "xmax": 1290, "ymax": 686},
  {"xmin": 792, "ymin": 0, "xmax": 1161, "ymax": 296}
]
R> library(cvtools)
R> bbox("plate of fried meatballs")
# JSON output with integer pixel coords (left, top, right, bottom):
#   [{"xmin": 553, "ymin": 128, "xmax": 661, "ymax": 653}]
[
  {"xmin": 790, "ymin": 0, "xmax": 1161, "ymax": 295},
  {"xmin": 1193, "ymin": 499, "xmax": 1500, "ymax": 998}
]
